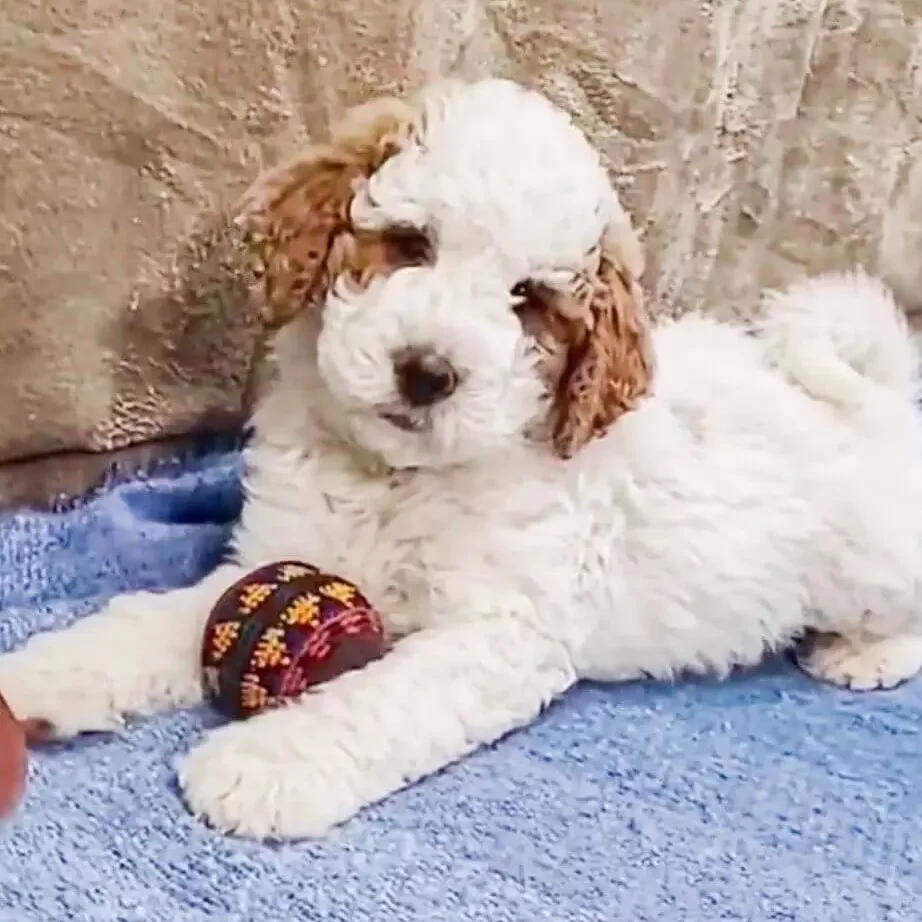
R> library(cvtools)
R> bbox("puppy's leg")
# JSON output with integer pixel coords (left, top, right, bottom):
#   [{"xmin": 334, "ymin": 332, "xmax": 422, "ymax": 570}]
[
  {"xmin": 0, "ymin": 564, "xmax": 246, "ymax": 739},
  {"xmin": 796, "ymin": 631, "xmax": 922, "ymax": 691},
  {"xmin": 178, "ymin": 615, "xmax": 577, "ymax": 839}
]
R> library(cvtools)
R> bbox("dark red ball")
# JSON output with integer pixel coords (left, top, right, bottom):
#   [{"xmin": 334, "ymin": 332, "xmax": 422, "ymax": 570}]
[
  {"xmin": 202, "ymin": 561, "xmax": 389, "ymax": 719},
  {"xmin": 0, "ymin": 690, "xmax": 27, "ymax": 819}
]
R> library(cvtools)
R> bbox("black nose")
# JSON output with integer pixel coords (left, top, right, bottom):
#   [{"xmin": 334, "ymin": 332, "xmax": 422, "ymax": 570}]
[{"xmin": 394, "ymin": 349, "xmax": 458, "ymax": 407}]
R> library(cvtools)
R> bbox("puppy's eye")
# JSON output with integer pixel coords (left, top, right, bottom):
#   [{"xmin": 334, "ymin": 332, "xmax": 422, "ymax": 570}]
[
  {"xmin": 511, "ymin": 280, "xmax": 547, "ymax": 314},
  {"xmin": 384, "ymin": 226, "xmax": 435, "ymax": 267}
]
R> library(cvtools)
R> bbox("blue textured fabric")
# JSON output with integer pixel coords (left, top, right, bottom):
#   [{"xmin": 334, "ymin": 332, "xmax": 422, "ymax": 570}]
[{"xmin": 0, "ymin": 451, "xmax": 919, "ymax": 921}]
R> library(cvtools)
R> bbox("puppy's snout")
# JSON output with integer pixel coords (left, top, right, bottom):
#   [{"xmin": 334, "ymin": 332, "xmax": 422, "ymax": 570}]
[{"xmin": 394, "ymin": 348, "xmax": 458, "ymax": 407}]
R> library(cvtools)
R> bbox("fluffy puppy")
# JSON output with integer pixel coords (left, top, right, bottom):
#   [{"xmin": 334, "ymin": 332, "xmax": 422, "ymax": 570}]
[{"xmin": 3, "ymin": 78, "xmax": 922, "ymax": 839}]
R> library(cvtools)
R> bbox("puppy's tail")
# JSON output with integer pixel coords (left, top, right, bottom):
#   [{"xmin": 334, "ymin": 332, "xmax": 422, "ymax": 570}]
[{"xmin": 756, "ymin": 270, "xmax": 919, "ymax": 404}]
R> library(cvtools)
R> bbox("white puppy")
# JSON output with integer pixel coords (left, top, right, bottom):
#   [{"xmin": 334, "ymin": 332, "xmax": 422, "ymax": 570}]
[{"xmin": 4, "ymin": 78, "xmax": 922, "ymax": 839}]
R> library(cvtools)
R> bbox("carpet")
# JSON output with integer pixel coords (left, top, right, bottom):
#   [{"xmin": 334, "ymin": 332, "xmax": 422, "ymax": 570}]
[{"xmin": 0, "ymin": 450, "xmax": 919, "ymax": 921}]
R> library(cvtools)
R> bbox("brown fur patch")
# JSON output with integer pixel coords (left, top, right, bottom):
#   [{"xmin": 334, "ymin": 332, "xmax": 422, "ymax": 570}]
[
  {"xmin": 516, "ymin": 241, "xmax": 654, "ymax": 459},
  {"xmin": 236, "ymin": 97, "xmax": 423, "ymax": 329},
  {"xmin": 334, "ymin": 227, "xmax": 435, "ymax": 293},
  {"xmin": 514, "ymin": 281, "xmax": 588, "ymax": 392},
  {"xmin": 551, "ymin": 251, "xmax": 654, "ymax": 458}
]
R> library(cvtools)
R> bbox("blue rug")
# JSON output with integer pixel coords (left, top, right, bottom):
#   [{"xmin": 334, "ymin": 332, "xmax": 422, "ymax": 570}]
[{"xmin": 0, "ymin": 450, "xmax": 919, "ymax": 921}]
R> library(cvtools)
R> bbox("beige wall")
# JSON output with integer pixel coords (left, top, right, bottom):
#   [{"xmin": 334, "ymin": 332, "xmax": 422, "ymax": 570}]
[{"xmin": 1, "ymin": 0, "xmax": 920, "ymax": 499}]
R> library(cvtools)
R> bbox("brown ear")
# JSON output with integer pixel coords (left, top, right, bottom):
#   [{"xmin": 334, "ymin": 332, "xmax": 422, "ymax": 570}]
[
  {"xmin": 551, "ymin": 228, "xmax": 654, "ymax": 459},
  {"xmin": 236, "ymin": 97, "xmax": 421, "ymax": 329}
]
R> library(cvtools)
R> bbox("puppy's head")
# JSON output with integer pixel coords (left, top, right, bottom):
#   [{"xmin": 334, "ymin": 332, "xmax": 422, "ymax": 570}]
[{"xmin": 240, "ymin": 79, "xmax": 653, "ymax": 468}]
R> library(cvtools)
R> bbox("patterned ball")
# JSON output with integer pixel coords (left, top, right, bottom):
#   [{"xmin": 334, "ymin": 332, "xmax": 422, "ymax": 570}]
[{"xmin": 201, "ymin": 561, "xmax": 389, "ymax": 719}]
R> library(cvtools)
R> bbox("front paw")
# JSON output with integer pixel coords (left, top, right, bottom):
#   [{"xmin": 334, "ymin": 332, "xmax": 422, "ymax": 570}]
[
  {"xmin": 177, "ymin": 709, "xmax": 370, "ymax": 839},
  {"xmin": 0, "ymin": 649, "xmax": 125, "ymax": 740}
]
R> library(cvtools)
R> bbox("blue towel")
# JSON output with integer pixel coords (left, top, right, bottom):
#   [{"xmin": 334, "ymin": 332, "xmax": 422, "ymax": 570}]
[{"xmin": 0, "ymin": 450, "xmax": 919, "ymax": 921}]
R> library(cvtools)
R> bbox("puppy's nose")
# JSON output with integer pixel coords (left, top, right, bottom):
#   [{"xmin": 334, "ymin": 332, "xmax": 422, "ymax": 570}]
[{"xmin": 394, "ymin": 348, "xmax": 458, "ymax": 407}]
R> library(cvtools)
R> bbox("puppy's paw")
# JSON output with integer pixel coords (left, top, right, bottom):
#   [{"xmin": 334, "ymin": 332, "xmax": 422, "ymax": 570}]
[
  {"xmin": 0, "ymin": 650, "xmax": 125, "ymax": 740},
  {"xmin": 796, "ymin": 632, "xmax": 922, "ymax": 691},
  {"xmin": 178, "ymin": 712, "xmax": 368, "ymax": 840}
]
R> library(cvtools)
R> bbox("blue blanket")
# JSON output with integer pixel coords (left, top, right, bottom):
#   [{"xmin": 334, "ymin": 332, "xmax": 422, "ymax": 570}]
[{"xmin": 0, "ymin": 450, "xmax": 919, "ymax": 921}]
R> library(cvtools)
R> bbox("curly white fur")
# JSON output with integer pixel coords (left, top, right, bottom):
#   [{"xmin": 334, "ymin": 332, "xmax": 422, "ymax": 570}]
[{"xmin": 4, "ymin": 79, "xmax": 922, "ymax": 840}]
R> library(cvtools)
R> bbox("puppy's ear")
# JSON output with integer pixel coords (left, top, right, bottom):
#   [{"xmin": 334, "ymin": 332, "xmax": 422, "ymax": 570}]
[
  {"xmin": 551, "ymin": 224, "xmax": 654, "ymax": 459},
  {"xmin": 237, "ymin": 97, "xmax": 421, "ymax": 329}
]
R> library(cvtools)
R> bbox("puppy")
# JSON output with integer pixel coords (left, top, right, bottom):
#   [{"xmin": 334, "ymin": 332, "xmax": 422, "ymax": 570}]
[{"xmin": 3, "ymin": 79, "xmax": 922, "ymax": 839}]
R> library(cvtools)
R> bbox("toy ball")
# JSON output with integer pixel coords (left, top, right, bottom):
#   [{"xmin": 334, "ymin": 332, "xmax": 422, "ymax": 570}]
[
  {"xmin": 202, "ymin": 561, "xmax": 389, "ymax": 719},
  {"xmin": 0, "ymin": 690, "xmax": 28, "ymax": 819}
]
